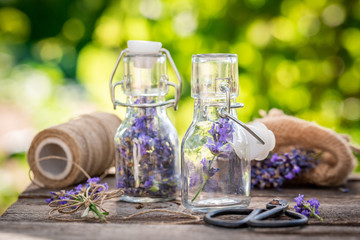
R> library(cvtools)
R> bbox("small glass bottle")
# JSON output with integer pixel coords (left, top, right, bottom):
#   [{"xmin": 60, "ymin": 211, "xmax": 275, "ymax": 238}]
[
  {"xmin": 181, "ymin": 54, "xmax": 275, "ymax": 212},
  {"xmin": 109, "ymin": 40, "xmax": 182, "ymax": 202}
]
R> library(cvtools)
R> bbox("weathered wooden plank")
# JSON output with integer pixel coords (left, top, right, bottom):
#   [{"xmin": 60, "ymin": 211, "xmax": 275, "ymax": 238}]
[
  {"xmin": 20, "ymin": 174, "xmax": 360, "ymax": 198},
  {"xmin": 1, "ymin": 222, "xmax": 360, "ymax": 240},
  {"xmin": 1, "ymin": 175, "xmax": 360, "ymax": 240},
  {"xmin": 2, "ymin": 188, "xmax": 360, "ymax": 225}
]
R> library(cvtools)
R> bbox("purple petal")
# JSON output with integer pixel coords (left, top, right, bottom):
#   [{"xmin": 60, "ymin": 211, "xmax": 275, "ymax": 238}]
[
  {"xmin": 294, "ymin": 194, "xmax": 304, "ymax": 206},
  {"xmin": 87, "ymin": 177, "xmax": 100, "ymax": 184}
]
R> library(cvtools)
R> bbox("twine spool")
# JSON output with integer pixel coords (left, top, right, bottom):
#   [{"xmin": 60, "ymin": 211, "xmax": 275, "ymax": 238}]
[{"xmin": 27, "ymin": 112, "xmax": 121, "ymax": 188}]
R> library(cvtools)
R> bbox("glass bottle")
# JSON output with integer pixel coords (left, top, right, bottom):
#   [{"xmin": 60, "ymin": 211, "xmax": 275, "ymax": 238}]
[
  {"xmin": 181, "ymin": 54, "xmax": 275, "ymax": 212},
  {"xmin": 109, "ymin": 40, "xmax": 182, "ymax": 202}
]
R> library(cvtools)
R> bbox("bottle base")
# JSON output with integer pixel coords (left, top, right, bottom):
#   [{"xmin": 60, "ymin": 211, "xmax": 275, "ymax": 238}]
[
  {"xmin": 120, "ymin": 195, "xmax": 176, "ymax": 203},
  {"xmin": 183, "ymin": 197, "xmax": 251, "ymax": 212}
]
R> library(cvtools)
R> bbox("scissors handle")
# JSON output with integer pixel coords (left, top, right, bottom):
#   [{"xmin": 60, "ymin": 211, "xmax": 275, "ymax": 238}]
[
  {"xmin": 204, "ymin": 199, "xmax": 308, "ymax": 228},
  {"xmin": 247, "ymin": 209, "xmax": 308, "ymax": 228},
  {"xmin": 204, "ymin": 208, "xmax": 263, "ymax": 228}
]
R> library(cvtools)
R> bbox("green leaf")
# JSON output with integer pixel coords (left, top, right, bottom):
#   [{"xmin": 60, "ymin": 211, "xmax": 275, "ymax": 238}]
[
  {"xmin": 81, "ymin": 206, "xmax": 90, "ymax": 218},
  {"xmin": 102, "ymin": 211, "xmax": 109, "ymax": 216},
  {"xmin": 149, "ymin": 185, "xmax": 159, "ymax": 192}
]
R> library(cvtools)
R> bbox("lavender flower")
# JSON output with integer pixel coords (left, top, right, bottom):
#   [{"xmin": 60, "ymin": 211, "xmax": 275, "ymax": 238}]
[
  {"xmin": 116, "ymin": 96, "xmax": 177, "ymax": 198},
  {"xmin": 47, "ymin": 177, "xmax": 106, "ymax": 205},
  {"xmin": 294, "ymin": 194, "xmax": 323, "ymax": 221},
  {"xmin": 46, "ymin": 179, "xmax": 111, "ymax": 222},
  {"xmin": 251, "ymin": 149, "xmax": 318, "ymax": 190},
  {"xmin": 87, "ymin": 177, "xmax": 100, "ymax": 184},
  {"xmin": 206, "ymin": 118, "xmax": 234, "ymax": 155},
  {"xmin": 201, "ymin": 158, "xmax": 220, "ymax": 178},
  {"xmin": 192, "ymin": 118, "xmax": 234, "ymax": 201}
]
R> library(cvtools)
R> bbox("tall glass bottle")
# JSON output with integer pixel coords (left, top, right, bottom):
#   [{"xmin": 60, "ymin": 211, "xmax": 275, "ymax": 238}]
[
  {"xmin": 109, "ymin": 41, "xmax": 181, "ymax": 202},
  {"xmin": 181, "ymin": 54, "xmax": 275, "ymax": 212}
]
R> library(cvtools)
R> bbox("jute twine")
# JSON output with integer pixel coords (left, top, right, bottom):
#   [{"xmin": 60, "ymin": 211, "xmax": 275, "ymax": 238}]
[
  {"xmin": 49, "ymin": 197, "xmax": 200, "ymax": 224},
  {"xmin": 27, "ymin": 112, "xmax": 121, "ymax": 188},
  {"xmin": 48, "ymin": 185, "xmax": 124, "ymax": 222},
  {"xmin": 258, "ymin": 109, "xmax": 360, "ymax": 186},
  {"xmin": 39, "ymin": 157, "xmax": 200, "ymax": 224}
]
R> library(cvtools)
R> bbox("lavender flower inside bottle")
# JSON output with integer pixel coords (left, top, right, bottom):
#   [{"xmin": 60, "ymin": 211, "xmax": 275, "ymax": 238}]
[{"xmin": 115, "ymin": 97, "xmax": 179, "ymax": 202}]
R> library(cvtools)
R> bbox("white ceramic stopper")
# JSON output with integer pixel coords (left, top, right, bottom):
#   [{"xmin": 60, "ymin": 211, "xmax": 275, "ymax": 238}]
[
  {"xmin": 127, "ymin": 40, "xmax": 162, "ymax": 68},
  {"xmin": 128, "ymin": 40, "xmax": 162, "ymax": 54},
  {"xmin": 233, "ymin": 122, "xmax": 275, "ymax": 160},
  {"xmin": 246, "ymin": 122, "xmax": 275, "ymax": 160}
]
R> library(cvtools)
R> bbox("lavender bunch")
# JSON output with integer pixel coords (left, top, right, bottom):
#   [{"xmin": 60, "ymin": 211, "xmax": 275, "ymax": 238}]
[
  {"xmin": 192, "ymin": 117, "xmax": 234, "ymax": 201},
  {"xmin": 46, "ymin": 177, "xmax": 110, "ymax": 222},
  {"xmin": 251, "ymin": 149, "xmax": 318, "ymax": 189},
  {"xmin": 294, "ymin": 194, "xmax": 323, "ymax": 221},
  {"xmin": 116, "ymin": 97, "xmax": 177, "ymax": 198}
]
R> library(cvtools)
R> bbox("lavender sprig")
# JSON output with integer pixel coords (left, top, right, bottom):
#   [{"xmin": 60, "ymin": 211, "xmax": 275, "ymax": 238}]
[
  {"xmin": 251, "ymin": 149, "xmax": 319, "ymax": 190},
  {"xmin": 46, "ymin": 177, "xmax": 110, "ymax": 222},
  {"xmin": 191, "ymin": 118, "xmax": 234, "ymax": 201},
  {"xmin": 294, "ymin": 194, "xmax": 323, "ymax": 221},
  {"xmin": 116, "ymin": 97, "xmax": 177, "ymax": 198},
  {"xmin": 191, "ymin": 155, "xmax": 220, "ymax": 201}
]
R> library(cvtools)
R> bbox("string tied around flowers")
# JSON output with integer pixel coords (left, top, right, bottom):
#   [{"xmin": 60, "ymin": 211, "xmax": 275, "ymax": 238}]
[
  {"xmin": 42, "ymin": 156, "xmax": 201, "ymax": 224},
  {"xmin": 48, "ymin": 184, "xmax": 124, "ymax": 222}
]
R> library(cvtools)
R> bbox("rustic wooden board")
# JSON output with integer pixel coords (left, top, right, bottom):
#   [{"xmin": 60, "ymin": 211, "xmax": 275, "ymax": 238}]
[
  {"xmin": 1, "ymin": 222, "xmax": 360, "ymax": 240},
  {"xmin": 1, "ymin": 175, "xmax": 360, "ymax": 239}
]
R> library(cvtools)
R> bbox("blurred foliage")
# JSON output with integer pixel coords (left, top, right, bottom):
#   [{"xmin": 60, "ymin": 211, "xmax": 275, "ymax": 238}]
[{"xmin": 0, "ymin": 0, "xmax": 360, "ymax": 213}]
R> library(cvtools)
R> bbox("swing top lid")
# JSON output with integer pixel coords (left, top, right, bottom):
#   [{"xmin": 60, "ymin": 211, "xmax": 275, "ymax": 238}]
[{"xmin": 127, "ymin": 40, "xmax": 162, "ymax": 54}]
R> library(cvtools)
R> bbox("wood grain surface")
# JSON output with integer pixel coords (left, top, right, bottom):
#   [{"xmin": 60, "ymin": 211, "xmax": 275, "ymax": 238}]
[{"xmin": 1, "ymin": 174, "xmax": 359, "ymax": 239}]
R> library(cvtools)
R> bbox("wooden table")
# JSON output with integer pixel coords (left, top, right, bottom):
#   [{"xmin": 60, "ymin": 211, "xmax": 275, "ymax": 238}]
[{"xmin": 1, "ymin": 175, "xmax": 359, "ymax": 240}]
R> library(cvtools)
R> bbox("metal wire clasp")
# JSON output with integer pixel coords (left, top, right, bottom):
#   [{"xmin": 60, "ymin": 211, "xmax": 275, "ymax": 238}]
[
  {"xmin": 216, "ymin": 80, "xmax": 265, "ymax": 145},
  {"xmin": 109, "ymin": 48, "xmax": 182, "ymax": 111}
]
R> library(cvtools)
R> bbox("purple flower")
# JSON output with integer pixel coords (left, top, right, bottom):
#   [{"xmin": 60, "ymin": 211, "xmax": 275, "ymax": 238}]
[
  {"xmin": 251, "ymin": 149, "xmax": 318, "ymax": 190},
  {"xmin": 115, "ymin": 96, "xmax": 177, "ymax": 198},
  {"xmin": 206, "ymin": 118, "xmax": 234, "ymax": 155},
  {"xmin": 208, "ymin": 167, "xmax": 220, "ymax": 177},
  {"xmin": 144, "ymin": 176, "xmax": 154, "ymax": 189},
  {"xmin": 74, "ymin": 184, "xmax": 84, "ymax": 194},
  {"xmin": 284, "ymin": 172, "xmax": 294, "ymax": 180},
  {"xmin": 134, "ymin": 116, "xmax": 146, "ymax": 130},
  {"xmin": 58, "ymin": 194, "xmax": 69, "ymax": 205},
  {"xmin": 197, "ymin": 156, "xmax": 220, "ymax": 193},
  {"xmin": 294, "ymin": 194, "xmax": 322, "ymax": 220},
  {"xmin": 292, "ymin": 165, "xmax": 301, "ymax": 174},
  {"xmin": 209, "ymin": 124, "xmax": 216, "ymax": 135},
  {"xmin": 270, "ymin": 153, "xmax": 279, "ymax": 162},
  {"xmin": 301, "ymin": 209, "xmax": 312, "ymax": 217},
  {"xmin": 87, "ymin": 177, "xmax": 100, "ymax": 184},
  {"xmin": 97, "ymin": 183, "xmax": 109, "ymax": 192},
  {"xmin": 294, "ymin": 194, "xmax": 304, "ymax": 206},
  {"xmin": 307, "ymin": 198, "xmax": 320, "ymax": 209},
  {"xmin": 46, "ymin": 180, "xmax": 111, "ymax": 204},
  {"xmin": 66, "ymin": 189, "xmax": 75, "ymax": 196},
  {"xmin": 200, "ymin": 158, "xmax": 206, "ymax": 166},
  {"xmin": 206, "ymin": 140, "xmax": 220, "ymax": 154}
]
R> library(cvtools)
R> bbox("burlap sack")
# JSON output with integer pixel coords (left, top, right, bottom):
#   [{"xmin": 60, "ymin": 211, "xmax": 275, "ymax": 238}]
[{"xmin": 257, "ymin": 109, "xmax": 359, "ymax": 186}]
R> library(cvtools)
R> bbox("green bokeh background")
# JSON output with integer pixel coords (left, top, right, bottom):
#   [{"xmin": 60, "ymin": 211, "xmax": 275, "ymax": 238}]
[{"xmin": 0, "ymin": 0, "xmax": 359, "ymax": 214}]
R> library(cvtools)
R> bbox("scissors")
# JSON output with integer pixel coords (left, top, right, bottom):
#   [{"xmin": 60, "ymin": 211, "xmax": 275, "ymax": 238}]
[{"xmin": 204, "ymin": 199, "xmax": 308, "ymax": 228}]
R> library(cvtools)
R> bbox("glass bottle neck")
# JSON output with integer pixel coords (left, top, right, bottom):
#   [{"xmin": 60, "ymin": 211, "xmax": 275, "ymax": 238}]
[
  {"xmin": 125, "ymin": 96, "xmax": 167, "ymax": 117},
  {"xmin": 192, "ymin": 98, "xmax": 237, "ymax": 122},
  {"xmin": 126, "ymin": 95, "xmax": 166, "ymax": 104}
]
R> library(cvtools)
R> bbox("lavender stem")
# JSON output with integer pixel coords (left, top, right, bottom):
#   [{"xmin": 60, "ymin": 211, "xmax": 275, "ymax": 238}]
[
  {"xmin": 191, "ymin": 154, "xmax": 219, "ymax": 202},
  {"xmin": 303, "ymin": 202, "xmax": 323, "ymax": 221}
]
